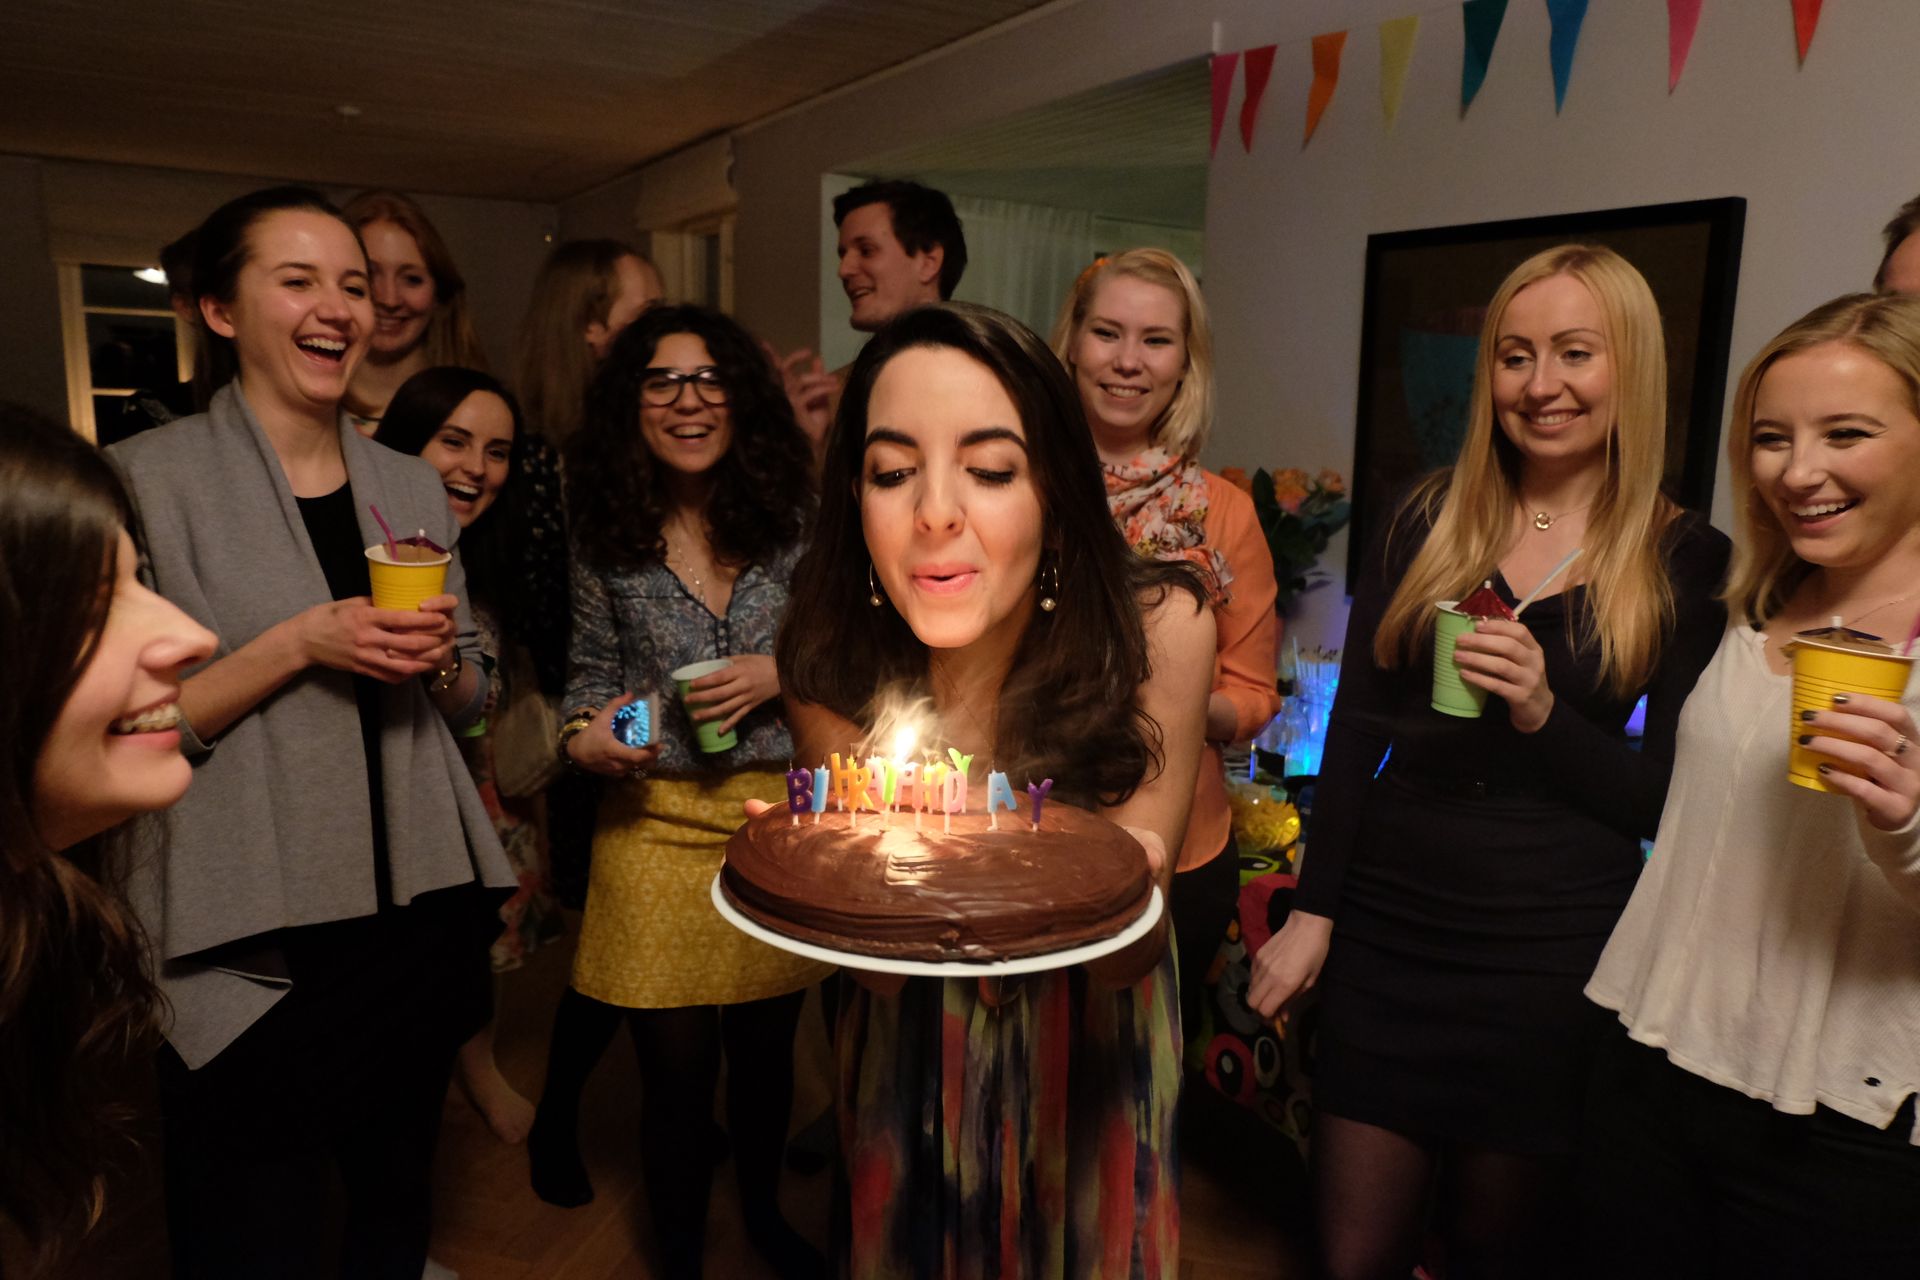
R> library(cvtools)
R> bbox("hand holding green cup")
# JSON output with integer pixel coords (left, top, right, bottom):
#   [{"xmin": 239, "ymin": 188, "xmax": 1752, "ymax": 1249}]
[
  {"xmin": 1431, "ymin": 601, "xmax": 1491, "ymax": 718},
  {"xmin": 673, "ymin": 659, "xmax": 739, "ymax": 753}
]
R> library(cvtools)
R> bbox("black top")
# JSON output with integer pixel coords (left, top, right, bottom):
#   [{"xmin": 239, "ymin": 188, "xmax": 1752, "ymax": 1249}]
[
  {"xmin": 1295, "ymin": 500, "xmax": 1732, "ymax": 920},
  {"xmin": 295, "ymin": 482, "xmax": 391, "ymax": 909}
]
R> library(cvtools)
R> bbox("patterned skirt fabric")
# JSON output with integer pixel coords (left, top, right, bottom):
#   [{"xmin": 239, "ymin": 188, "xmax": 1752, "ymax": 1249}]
[
  {"xmin": 836, "ymin": 954, "xmax": 1182, "ymax": 1279},
  {"xmin": 571, "ymin": 771, "xmax": 833, "ymax": 1008}
]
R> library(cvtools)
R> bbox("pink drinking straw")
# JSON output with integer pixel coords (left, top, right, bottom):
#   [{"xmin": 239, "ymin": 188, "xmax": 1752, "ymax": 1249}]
[
  {"xmin": 1899, "ymin": 606, "xmax": 1920, "ymax": 657},
  {"xmin": 369, "ymin": 504, "xmax": 398, "ymax": 557}
]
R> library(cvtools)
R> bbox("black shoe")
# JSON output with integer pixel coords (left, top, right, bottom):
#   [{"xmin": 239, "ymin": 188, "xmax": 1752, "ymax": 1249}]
[{"xmin": 528, "ymin": 1119, "xmax": 594, "ymax": 1208}]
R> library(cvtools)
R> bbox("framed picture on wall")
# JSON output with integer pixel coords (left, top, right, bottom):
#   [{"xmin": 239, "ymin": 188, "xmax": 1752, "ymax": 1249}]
[{"xmin": 1347, "ymin": 197, "xmax": 1746, "ymax": 586}]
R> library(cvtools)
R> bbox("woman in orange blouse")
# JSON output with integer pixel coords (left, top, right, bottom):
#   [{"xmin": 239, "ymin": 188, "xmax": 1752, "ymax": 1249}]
[{"xmin": 1053, "ymin": 248, "xmax": 1283, "ymax": 1033}]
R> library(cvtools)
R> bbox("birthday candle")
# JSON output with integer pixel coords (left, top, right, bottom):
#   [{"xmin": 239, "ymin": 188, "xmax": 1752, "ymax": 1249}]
[
  {"xmin": 849, "ymin": 763, "xmax": 876, "ymax": 812},
  {"xmin": 865, "ymin": 756, "xmax": 888, "ymax": 811},
  {"xmin": 810, "ymin": 764, "xmax": 830, "ymax": 823},
  {"xmin": 895, "ymin": 761, "xmax": 918, "ymax": 811},
  {"xmin": 1027, "ymin": 778, "xmax": 1053, "ymax": 831},
  {"xmin": 921, "ymin": 761, "xmax": 946, "ymax": 812},
  {"xmin": 830, "ymin": 753, "xmax": 855, "ymax": 811},
  {"xmin": 945, "ymin": 749, "xmax": 972, "ymax": 815},
  {"xmin": 785, "ymin": 766, "xmax": 813, "ymax": 826},
  {"xmin": 986, "ymin": 770, "xmax": 1016, "ymax": 829}
]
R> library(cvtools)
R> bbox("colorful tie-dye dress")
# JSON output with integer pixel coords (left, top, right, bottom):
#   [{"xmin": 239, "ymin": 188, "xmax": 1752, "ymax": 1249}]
[{"xmin": 836, "ymin": 952, "xmax": 1182, "ymax": 1278}]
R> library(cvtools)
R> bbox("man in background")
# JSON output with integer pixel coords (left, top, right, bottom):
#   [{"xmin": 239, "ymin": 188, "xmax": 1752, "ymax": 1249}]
[{"xmin": 1874, "ymin": 193, "xmax": 1920, "ymax": 293}]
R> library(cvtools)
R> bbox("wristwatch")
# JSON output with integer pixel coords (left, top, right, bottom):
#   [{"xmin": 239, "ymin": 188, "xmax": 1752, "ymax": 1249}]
[
  {"xmin": 427, "ymin": 647, "xmax": 463, "ymax": 693},
  {"xmin": 557, "ymin": 711, "xmax": 597, "ymax": 766}
]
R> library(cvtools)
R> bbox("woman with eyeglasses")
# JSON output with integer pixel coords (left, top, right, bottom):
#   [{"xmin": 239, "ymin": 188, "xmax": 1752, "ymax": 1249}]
[{"xmin": 528, "ymin": 305, "xmax": 829, "ymax": 1279}]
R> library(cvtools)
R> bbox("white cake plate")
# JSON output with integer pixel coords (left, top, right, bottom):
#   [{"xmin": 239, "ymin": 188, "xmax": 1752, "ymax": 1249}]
[{"xmin": 710, "ymin": 875, "xmax": 1164, "ymax": 978}]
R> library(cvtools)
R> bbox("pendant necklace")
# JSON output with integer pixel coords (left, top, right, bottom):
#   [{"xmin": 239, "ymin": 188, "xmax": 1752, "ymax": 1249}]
[{"xmin": 1522, "ymin": 494, "xmax": 1592, "ymax": 531}]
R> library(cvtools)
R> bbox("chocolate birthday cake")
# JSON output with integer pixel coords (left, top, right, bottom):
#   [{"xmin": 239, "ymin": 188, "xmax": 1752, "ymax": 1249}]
[{"xmin": 721, "ymin": 797, "xmax": 1153, "ymax": 962}]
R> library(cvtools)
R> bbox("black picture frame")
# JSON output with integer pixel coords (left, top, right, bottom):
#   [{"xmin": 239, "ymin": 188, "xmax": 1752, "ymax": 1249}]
[{"xmin": 1347, "ymin": 197, "xmax": 1746, "ymax": 587}]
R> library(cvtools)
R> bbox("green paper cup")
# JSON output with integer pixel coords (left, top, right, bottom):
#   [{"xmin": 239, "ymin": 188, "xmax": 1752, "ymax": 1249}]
[
  {"xmin": 1431, "ymin": 602, "xmax": 1490, "ymax": 719},
  {"xmin": 365, "ymin": 544, "xmax": 450, "ymax": 611},
  {"xmin": 1784, "ymin": 638, "xmax": 1916, "ymax": 791},
  {"xmin": 673, "ymin": 659, "xmax": 738, "ymax": 753}
]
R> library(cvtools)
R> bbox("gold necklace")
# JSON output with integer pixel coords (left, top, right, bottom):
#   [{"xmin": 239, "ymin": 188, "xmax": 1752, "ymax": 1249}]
[
  {"xmin": 1819, "ymin": 589, "xmax": 1920, "ymax": 634},
  {"xmin": 1521, "ymin": 494, "xmax": 1592, "ymax": 532}
]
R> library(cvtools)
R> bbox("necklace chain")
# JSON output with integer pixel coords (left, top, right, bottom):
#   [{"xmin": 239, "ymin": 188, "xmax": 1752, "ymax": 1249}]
[
  {"xmin": 663, "ymin": 521, "xmax": 713, "ymax": 610},
  {"xmin": 1823, "ymin": 589, "xmax": 1919, "ymax": 633},
  {"xmin": 1521, "ymin": 493, "xmax": 1592, "ymax": 532}
]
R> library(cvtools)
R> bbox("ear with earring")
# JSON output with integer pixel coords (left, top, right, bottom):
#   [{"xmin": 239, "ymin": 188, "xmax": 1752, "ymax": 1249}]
[
  {"xmin": 869, "ymin": 563, "xmax": 885, "ymax": 608},
  {"xmin": 1038, "ymin": 559, "xmax": 1060, "ymax": 613}
]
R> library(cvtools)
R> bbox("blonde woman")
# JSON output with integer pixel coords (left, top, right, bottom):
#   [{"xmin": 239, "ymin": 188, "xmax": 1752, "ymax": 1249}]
[
  {"xmin": 1051, "ymin": 248, "xmax": 1282, "ymax": 1034},
  {"xmin": 340, "ymin": 189, "xmax": 490, "ymax": 432},
  {"xmin": 1247, "ymin": 245, "xmax": 1730, "ymax": 1278},
  {"xmin": 514, "ymin": 239, "xmax": 662, "ymax": 445},
  {"xmin": 1581, "ymin": 293, "xmax": 1920, "ymax": 1276}
]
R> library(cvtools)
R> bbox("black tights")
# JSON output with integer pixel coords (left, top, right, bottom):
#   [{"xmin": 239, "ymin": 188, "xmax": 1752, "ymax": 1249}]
[
  {"xmin": 1312, "ymin": 1112, "xmax": 1575, "ymax": 1280},
  {"xmin": 532, "ymin": 986, "xmax": 813, "ymax": 1279}
]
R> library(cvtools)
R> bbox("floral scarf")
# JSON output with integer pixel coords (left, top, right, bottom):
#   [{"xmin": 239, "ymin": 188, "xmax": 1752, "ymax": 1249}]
[{"xmin": 1104, "ymin": 447, "xmax": 1233, "ymax": 603}]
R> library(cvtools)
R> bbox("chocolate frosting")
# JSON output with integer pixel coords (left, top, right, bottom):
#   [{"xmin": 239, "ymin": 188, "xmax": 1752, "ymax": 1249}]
[{"xmin": 722, "ymin": 797, "xmax": 1152, "ymax": 961}]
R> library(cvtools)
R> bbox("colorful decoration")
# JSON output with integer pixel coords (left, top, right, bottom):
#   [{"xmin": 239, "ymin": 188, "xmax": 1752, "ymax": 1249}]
[
  {"xmin": 1460, "ymin": 0, "xmax": 1510, "ymax": 113},
  {"xmin": 1303, "ymin": 31, "xmax": 1347, "ymax": 145},
  {"xmin": 1210, "ymin": 51, "xmax": 1241, "ymax": 154},
  {"xmin": 1667, "ymin": 0, "xmax": 1703, "ymax": 91},
  {"xmin": 1546, "ymin": 0, "xmax": 1589, "ymax": 112},
  {"xmin": 1026, "ymin": 778, "xmax": 1053, "ymax": 831},
  {"xmin": 1220, "ymin": 466, "xmax": 1352, "ymax": 615},
  {"xmin": 1240, "ymin": 44, "xmax": 1277, "ymax": 152},
  {"xmin": 1792, "ymin": 0, "xmax": 1823, "ymax": 64},
  {"xmin": 1379, "ymin": 14, "xmax": 1421, "ymax": 129},
  {"xmin": 785, "ymin": 766, "xmax": 813, "ymax": 824},
  {"xmin": 986, "ymin": 771, "xmax": 1017, "ymax": 828}
]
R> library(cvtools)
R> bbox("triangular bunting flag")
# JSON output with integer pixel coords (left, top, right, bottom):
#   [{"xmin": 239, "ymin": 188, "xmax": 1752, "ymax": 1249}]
[
  {"xmin": 1380, "ymin": 16, "xmax": 1420, "ymax": 130},
  {"xmin": 1210, "ymin": 51, "xmax": 1240, "ymax": 155},
  {"xmin": 1667, "ymin": 0, "xmax": 1703, "ymax": 92},
  {"xmin": 1792, "ymin": 0, "xmax": 1822, "ymax": 64},
  {"xmin": 1546, "ymin": 0, "xmax": 1589, "ymax": 112},
  {"xmin": 1304, "ymin": 32, "xmax": 1347, "ymax": 145},
  {"xmin": 1241, "ymin": 45, "xmax": 1278, "ymax": 152},
  {"xmin": 1461, "ymin": 0, "xmax": 1510, "ymax": 112}
]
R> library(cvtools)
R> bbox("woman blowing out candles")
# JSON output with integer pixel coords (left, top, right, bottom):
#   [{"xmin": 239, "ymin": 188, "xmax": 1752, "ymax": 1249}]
[
  {"xmin": 1247, "ymin": 244, "xmax": 1730, "ymax": 1279},
  {"xmin": 1581, "ymin": 293, "xmax": 1920, "ymax": 1277},
  {"xmin": 0, "ymin": 407, "xmax": 215, "ymax": 1275},
  {"xmin": 775, "ymin": 303, "xmax": 1213, "ymax": 1277},
  {"xmin": 108, "ymin": 186, "xmax": 514, "ymax": 1278}
]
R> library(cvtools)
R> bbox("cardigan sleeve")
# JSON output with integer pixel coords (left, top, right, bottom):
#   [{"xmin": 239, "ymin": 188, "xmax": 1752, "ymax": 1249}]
[{"xmin": 1203, "ymin": 476, "xmax": 1284, "ymax": 738}]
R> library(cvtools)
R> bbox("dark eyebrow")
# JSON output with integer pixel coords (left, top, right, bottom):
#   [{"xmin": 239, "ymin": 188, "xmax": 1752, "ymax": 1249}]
[
  {"xmin": 959, "ymin": 427, "xmax": 1027, "ymax": 450},
  {"xmin": 864, "ymin": 427, "xmax": 916, "ymax": 449}
]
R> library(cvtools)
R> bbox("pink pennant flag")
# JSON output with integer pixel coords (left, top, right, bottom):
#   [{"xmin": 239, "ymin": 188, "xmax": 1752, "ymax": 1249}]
[
  {"xmin": 1304, "ymin": 32, "xmax": 1348, "ymax": 145},
  {"xmin": 1210, "ymin": 51, "xmax": 1240, "ymax": 155},
  {"xmin": 1667, "ymin": 0, "xmax": 1702, "ymax": 92},
  {"xmin": 1792, "ymin": 0, "xmax": 1822, "ymax": 64},
  {"xmin": 1240, "ymin": 45, "xmax": 1278, "ymax": 151}
]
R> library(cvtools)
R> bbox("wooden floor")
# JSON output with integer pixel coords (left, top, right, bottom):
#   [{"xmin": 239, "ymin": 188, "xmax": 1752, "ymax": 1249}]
[{"xmin": 39, "ymin": 915, "xmax": 1310, "ymax": 1278}]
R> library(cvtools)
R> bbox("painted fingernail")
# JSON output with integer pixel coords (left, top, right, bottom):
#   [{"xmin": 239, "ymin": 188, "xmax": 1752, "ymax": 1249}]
[
  {"xmin": 1797, "ymin": 734, "xmax": 1813, "ymax": 746},
  {"xmin": 1800, "ymin": 709, "xmax": 1817, "ymax": 722},
  {"xmin": 1818, "ymin": 763, "xmax": 1833, "ymax": 775},
  {"xmin": 1833, "ymin": 693, "xmax": 1851, "ymax": 705}
]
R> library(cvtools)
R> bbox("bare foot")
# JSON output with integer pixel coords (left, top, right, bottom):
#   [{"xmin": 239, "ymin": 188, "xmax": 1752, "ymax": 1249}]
[{"xmin": 456, "ymin": 1026, "xmax": 536, "ymax": 1144}]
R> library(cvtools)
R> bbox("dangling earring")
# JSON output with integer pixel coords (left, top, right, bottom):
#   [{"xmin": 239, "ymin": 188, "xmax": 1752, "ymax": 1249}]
[
  {"xmin": 1038, "ymin": 561, "xmax": 1060, "ymax": 612},
  {"xmin": 868, "ymin": 563, "xmax": 884, "ymax": 608}
]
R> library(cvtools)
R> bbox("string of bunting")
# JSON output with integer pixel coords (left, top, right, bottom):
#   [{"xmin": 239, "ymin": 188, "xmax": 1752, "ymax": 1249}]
[{"xmin": 1210, "ymin": 0, "xmax": 1828, "ymax": 154}]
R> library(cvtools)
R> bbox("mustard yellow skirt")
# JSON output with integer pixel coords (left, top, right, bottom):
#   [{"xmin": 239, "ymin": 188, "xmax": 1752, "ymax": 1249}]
[{"xmin": 571, "ymin": 770, "xmax": 834, "ymax": 1008}]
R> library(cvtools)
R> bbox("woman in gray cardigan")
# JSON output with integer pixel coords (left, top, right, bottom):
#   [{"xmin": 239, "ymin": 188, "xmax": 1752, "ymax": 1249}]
[{"xmin": 110, "ymin": 186, "xmax": 513, "ymax": 1279}]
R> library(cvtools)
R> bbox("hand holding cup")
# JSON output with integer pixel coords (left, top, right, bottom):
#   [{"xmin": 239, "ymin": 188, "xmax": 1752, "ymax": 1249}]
[
  {"xmin": 1451, "ymin": 618, "xmax": 1555, "ymax": 734},
  {"xmin": 1797, "ymin": 693, "xmax": 1920, "ymax": 831}
]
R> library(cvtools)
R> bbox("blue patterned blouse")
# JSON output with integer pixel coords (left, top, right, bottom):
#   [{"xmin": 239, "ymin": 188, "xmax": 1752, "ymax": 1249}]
[{"xmin": 563, "ymin": 541, "xmax": 803, "ymax": 775}]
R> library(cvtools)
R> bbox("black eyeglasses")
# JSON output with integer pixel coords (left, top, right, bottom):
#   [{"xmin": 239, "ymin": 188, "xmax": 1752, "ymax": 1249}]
[{"xmin": 639, "ymin": 367, "xmax": 729, "ymax": 407}]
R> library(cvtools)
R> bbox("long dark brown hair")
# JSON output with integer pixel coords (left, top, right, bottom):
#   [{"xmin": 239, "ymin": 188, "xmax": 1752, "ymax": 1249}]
[
  {"xmin": 778, "ymin": 303, "xmax": 1204, "ymax": 806},
  {"xmin": 567, "ymin": 304, "xmax": 813, "ymax": 573},
  {"xmin": 0, "ymin": 404, "xmax": 163, "ymax": 1271}
]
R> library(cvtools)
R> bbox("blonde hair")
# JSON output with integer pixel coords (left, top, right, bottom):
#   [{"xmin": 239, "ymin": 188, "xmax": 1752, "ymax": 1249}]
[
  {"xmin": 1723, "ymin": 291, "xmax": 1920, "ymax": 624},
  {"xmin": 1049, "ymin": 248, "xmax": 1215, "ymax": 458},
  {"xmin": 1373, "ymin": 244, "xmax": 1677, "ymax": 697},
  {"xmin": 339, "ymin": 189, "xmax": 489, "ymax": 371},
  {"xmin": 515, "ymin": 239, "xmax": 652, "ymax": 443}
]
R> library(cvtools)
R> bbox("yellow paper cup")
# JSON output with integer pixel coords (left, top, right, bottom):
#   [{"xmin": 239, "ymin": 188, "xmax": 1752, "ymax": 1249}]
[
  {"xmin": 365, "ymin": 544, "xmax": 450, "ymax": 611},
  {"xmin": 1785, "ymin": 639, "xmax": 1917, "ymax": 791},
  {"xmin": 673, "ymin": 658, "xmax": 738, "ymax": 753},
  {"xmin": 1431, "ymin": 602, "xmax": 1489, "ymax": 718}
]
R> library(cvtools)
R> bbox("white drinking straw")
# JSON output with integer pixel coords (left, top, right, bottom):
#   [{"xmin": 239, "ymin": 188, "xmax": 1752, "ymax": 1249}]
[{"xmin": 1512, "ymin": 548, "xmax": 1585, "ymax": 618}]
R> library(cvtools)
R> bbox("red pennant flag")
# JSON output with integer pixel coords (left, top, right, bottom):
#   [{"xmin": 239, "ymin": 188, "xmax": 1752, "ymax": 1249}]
[
  {"xmin": 1210, "ymin": 51, "xmax": 1240, "ymax": 155},
  {"xmin": 1667, "ymin": 0, "xmax": 1702, "ymax": 92},
  {"xmin": 1240, "ymin": 45, "xmax": 1277, "ymax": 152},
  {"xmin": 1304, "ymin": 32, "xmax": 1349, "ymax": 144},
  {"xmin": 1792, "ymin": 0, "xmax": 1822, "ymax": 63}
]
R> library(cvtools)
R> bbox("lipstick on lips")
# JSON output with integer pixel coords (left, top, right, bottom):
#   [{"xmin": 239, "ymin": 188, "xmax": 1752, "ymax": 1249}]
[{"xmin": 909, "ymin": 563, "xmax": 978, "ymax": 596}]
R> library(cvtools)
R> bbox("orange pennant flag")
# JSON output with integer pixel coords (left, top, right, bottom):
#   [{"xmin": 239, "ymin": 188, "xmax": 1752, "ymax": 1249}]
[
  {"xmin": 1305, "ymin": 31, "xmax": 1349, "ymax": 145},
  {"xmin": 1240, "ymin": 45, "xmax": 1278, "ymax": 151},
  {"xmin": 1792, "ymin": 0, "xmax": 1823, "ymax": 64}
]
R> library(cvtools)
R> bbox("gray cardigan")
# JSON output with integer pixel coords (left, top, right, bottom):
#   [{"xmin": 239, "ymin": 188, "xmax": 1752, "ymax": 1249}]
[{"xmin": 111, "ymin": 383, "xmax": 513, "ymax": 1067}]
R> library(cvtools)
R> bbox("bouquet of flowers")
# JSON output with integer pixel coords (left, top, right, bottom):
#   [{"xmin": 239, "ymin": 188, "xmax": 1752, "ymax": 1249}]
[{"xmin": 1220, "ymin": 467, "xmax": 1352, "ymax": 615}]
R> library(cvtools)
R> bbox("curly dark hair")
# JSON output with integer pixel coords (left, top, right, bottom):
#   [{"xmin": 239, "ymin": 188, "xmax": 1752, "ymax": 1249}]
[
  {"xmin": 777, "ymin": 303, "xmax": 1205, "ymax": 807},
  {"xmin": 0, "ymin": 404, "xmax": 163, "ymax": 1272},
  {"xmin": 567, "ymin": 304, "xmax": 814, "ymax": 573}
]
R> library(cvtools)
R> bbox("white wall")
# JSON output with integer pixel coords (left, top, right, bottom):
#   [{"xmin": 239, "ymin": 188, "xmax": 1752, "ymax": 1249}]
[{"xmin": 717, "ymin": 0, "xmax": 1920, "ymax": 648}]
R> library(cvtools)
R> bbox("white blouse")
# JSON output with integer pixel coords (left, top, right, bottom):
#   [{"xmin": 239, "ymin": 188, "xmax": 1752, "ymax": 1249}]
[{"xmin": 1587, "ymin": 623, "xmax": 1920, "ymax": 1144}]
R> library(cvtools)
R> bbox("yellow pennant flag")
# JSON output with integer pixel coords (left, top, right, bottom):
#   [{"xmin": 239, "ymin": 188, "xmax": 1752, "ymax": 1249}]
[{"xmin": 1380, "ymin": 15, "xmax": 1420, "ymax": 130}]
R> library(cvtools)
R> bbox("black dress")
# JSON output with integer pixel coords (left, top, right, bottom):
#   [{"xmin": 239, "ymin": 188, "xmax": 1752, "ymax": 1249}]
[{"xmin": 1296, "ymin": 504, "xmax": 1730, "ymax": 1154}]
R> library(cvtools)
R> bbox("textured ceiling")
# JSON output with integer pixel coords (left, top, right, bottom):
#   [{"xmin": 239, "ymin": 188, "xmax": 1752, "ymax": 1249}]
[
  {"xmin": 0, "ymin": 0, "xmax": 1056, "ymax": 201},
  {"xmin": 852, "ymin": 59, "xmax": 1209, "ymax": 227}
]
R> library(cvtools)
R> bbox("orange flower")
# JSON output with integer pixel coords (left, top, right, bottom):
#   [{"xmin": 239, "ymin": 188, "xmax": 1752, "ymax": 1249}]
[
  {"xmin": 1219, "ymin": 466, "xmax": 1253, "ymax": 494},
  {"xmin": 1273, "ymin": 467, "xmax": 1312, "ymax": 490},
  {"xmin": 1316, "ymin": 468, "xmax": 1347, "ymax": 496},
  {"xmin": 1274, "ymin": 480, "xmax": 1309, "ymax": 513}
]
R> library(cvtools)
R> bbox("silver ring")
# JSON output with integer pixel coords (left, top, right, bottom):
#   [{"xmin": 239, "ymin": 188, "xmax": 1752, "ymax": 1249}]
[
  {"xmin": 629, "ymin": 766, "xmax": 649, "ymax": 780},
  {"xmin": 1895, "ymin": 735, "xmax": 1910, "ymax": 758}
]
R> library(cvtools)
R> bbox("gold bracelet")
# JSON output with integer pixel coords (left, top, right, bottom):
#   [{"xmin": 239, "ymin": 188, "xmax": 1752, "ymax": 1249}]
[
  {"xmin": 427, "ymin": 647, "xmax": 463, "ymax": 693},
  {"xmin": 557, "ymin": 713, "xmax": 596, "ymax": 764}
]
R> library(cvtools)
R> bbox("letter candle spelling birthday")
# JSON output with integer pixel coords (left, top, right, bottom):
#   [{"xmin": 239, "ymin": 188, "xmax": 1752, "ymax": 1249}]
[
  {"xmin": 1027, "ymin": 778, "xmax": 1053, "ymax": 831},
  {"xmin": 847, "ymin": 760, "xmax": 875, "ymax": 827},
  {"xmin": 810, "ymin": 764, "xmax": 830, "ymax": 824},
  {"xmin": 986, "ymin": 770, "xmax": 1016, "ymax": 830},
  {"xmin": 785, "ymin": 767, "xmax": 813, "ymax": 827},
  {"xmin": 830, "ymin": 753, "xmax": 855, "ymax": 811}
]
